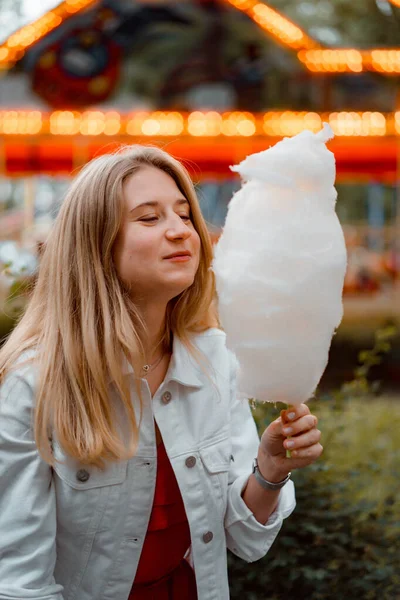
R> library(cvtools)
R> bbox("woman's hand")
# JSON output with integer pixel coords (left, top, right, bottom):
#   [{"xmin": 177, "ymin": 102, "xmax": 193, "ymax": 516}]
[
  {"xmin": 258, "ymin": 403, "xmax": 323, "ymax": 481},
  {"xmin": 242, "ymin": 403, "xmax": 322, "ymax": 524}
]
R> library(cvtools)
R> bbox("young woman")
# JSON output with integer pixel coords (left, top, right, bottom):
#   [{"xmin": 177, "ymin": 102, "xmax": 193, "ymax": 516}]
[{"xmin": 0, "ymin": 146, "xmax": 323, "ymax": 600}]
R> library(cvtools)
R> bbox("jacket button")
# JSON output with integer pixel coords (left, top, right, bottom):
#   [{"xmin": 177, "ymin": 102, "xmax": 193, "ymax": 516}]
[
  {"xmin": 162, "ymin": 391, "xmax": 172, "ymax": 404},
  {"xmin": 185, "ymin": 456, "xmax": 196, "ymax": 468},
  {"xmin": 76, "ymin": 469, "xmax": 90, "ymax": 483},
  {"xmin": 202, "ymin": 531, "xmax": 213, "ymax": 544}
]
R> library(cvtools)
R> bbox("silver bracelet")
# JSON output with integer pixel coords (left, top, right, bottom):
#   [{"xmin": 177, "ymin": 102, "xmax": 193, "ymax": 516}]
[{"xmin": 252, "ymin": 458, "xmax": 291, "ymax": 491}]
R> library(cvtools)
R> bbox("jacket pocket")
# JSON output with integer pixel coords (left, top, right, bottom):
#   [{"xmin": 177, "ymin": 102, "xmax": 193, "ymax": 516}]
[
  {"xmin": 52, "ymin": 440, "xmax": 128, "ymax": 535},
  {"xmin": 53, "ymin": 449, "xmax": 127, "ymax": 490},
  {"xmin": 199, "ymin": 437, "xmax": 231, "ymax": 510}
]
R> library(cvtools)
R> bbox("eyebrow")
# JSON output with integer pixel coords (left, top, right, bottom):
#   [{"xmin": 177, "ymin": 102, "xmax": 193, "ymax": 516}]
[{"xmin": 129, "ymin": 198, "xmax": 190, "ymax": 213}]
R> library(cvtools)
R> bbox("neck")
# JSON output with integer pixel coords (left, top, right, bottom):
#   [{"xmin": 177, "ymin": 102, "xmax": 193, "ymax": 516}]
[{"xmin": 139, "ymin": 302, "xmax": 169, "ymax": 361}]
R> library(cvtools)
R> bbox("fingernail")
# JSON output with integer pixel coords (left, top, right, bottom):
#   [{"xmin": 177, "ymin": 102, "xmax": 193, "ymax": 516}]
[
  {"xmin": 283, "ymin": 427, "xmax": 293, "ymax": 435},
  {"xmin": 286, "ymin": 440, "xmax": 295, "ymax": 448},
  {"xmin": 288, "ymin": 412, "xmax": 296, "ymax": 420}
]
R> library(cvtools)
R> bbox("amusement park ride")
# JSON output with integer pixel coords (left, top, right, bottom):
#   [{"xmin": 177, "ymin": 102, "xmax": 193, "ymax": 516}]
[
  {"xmin": 0, "ymin": 0, "xmax": 398, "ymax": 178},
  {"xmin": 0, "ymin": 0, "xmax": 399, "ymax": 330}
]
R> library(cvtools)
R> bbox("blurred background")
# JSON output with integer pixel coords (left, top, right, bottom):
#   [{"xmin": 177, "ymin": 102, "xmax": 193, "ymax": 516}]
[{"xmin": 0, "ymin": 0, "xmax": 399, "ymax": 598}]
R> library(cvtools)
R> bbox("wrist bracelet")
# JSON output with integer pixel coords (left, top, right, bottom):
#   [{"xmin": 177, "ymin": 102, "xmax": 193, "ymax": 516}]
[{"xmin": 252, "ymin": 458, "xmax": 291, "ymax": 491}]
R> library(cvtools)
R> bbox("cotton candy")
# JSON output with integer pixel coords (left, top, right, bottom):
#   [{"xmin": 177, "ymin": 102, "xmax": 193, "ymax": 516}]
[{"xmin": 212, "ymin": 123, "xmax": 347, "ymax": 405}]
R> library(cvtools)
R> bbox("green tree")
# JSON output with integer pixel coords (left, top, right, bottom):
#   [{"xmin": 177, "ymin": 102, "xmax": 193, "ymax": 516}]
[{"xmin": 270, "ymin": 0, "xmax": 400, "ymax": 46}]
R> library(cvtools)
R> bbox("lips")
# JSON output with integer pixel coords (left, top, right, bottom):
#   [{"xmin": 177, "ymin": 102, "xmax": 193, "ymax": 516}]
[{"xmin": 164, "ymin": 251, "xmax": 192, "ymax": 259}]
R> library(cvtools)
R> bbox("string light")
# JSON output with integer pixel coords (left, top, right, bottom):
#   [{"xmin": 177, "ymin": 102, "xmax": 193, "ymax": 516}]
[
  {"xmin": 298, "ymin": 49, "xmax": 400, "ymax": 74},
  {"xmin": 103, "ymin": 111, "xmax": 121, "ymax": 136},
  {"xmin": 225, "ymin": 0, "xmax": 400, "ymax": 74},
  {"xmin": 225, "ymin": 0, "xmax": 318, "ymax": 50},
  {"xmin": 395, "ymin": 112, "xmax": 400, "ymax": 135},
  {"xmin": 328, "ymin": 112, "xmax": 387, "ymax": 137},
  {"xmin": 368, "ymin": 50, "xmax": 400, "ymax": 74},
  {"xmin": 186, "ymin": 111, "xmax": 256, "ymax": 137},
  {"xmin": 0, "ymin": 0, "xmax": 399, "ymax": 76},
  {"xmin": 48, "ymin": 110, "xmax": 122, "ymax": 135},
  {"xmin": 187, "ymin": 111, "xmax": 221, "ymax": 136},
  {"xmin": 0, "ymin": 0, "xmax": 97, "ymax": 69},
  {"xmin": 0, "ymin": 111, "xmax": 42, "ymax": 135},
  {"xmin": 49, "ymin": 110, "xmax": 81, "ymax": 135},
  {"xmin": 0, "ymin": 110, "xmax": 397, "ymax": 138},
  {"xmin": 221, "ymin": 112, "xmax": 256, "ymax": 137},
  {"xmin": 263, "ymin": 112, "xmax": 322, "ymax": 136},
  {"xmin": 126, "ymin": 112, "xmax": 184, "ymax": 136}
]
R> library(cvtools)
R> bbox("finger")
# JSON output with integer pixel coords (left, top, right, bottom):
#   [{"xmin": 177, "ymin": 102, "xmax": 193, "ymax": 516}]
[
  {"xmin": 268, "ymin": 415, "xmax": 284, "ymax": 436},
  {"xmin": 282, "ymin": 414, "xmax": 318, "ymax": 437},
  {"xmin": 284, "ymin": 428, "xmax": 321, "ymax": 451},
  {"xmin": 291, "ymin": 443, "xmax": 324, "ymax": 460},
  {"xmin": 281, "ymin": 403, "xmax": 310, "ymax": 424}
]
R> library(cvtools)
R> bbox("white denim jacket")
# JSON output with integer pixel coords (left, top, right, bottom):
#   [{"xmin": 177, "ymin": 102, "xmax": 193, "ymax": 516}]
[{"xmin": 0, "ymin": 328, "xmax": 295, "ymax": 600}]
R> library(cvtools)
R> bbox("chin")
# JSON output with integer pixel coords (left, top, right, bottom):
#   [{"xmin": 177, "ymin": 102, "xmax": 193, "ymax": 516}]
[{"xmin": 165, "ymin": 276, "xmax": 195, "ymax": 299}]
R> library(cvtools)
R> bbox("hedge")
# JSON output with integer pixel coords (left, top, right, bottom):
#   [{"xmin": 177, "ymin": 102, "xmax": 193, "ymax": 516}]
[{"xmin": 229, "ymin": 375, "xmax": 400, "ymax": 599}]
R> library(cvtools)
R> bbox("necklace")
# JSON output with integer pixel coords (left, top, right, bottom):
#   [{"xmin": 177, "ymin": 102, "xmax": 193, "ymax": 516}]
[{"xmin": 141, "ymin": 352, "xmax": 165, "ymax": 376}]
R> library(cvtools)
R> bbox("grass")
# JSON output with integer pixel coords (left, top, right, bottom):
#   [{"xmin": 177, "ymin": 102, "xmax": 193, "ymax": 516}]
[
  {"xmin": 253, "ymin": 393, "xmax": 400, "ymax": 531},
  {"xmin": 228, "ymin": 394, "xmax": 400, "ymax": 599},
  {"xmin": 313, "ymin": 394, "xmax": 399, "ymax": 529}
]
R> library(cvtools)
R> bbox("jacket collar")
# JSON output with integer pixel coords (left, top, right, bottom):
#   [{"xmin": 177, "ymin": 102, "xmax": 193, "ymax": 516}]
[{"xmin": 119, "ymin": 333, "xmax": 203, "ymax": 389}]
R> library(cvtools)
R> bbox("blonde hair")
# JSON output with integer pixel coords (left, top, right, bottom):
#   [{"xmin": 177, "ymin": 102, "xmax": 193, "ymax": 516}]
[{"xmin": 0, "ymin": 145, "xmax": 219, "ymax": 466}]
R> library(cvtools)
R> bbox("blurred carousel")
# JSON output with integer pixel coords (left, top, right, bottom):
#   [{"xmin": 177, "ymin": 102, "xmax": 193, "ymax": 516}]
[{"xmin": 0, "ymin": 0, "xmax": 399, "ymax": 333}]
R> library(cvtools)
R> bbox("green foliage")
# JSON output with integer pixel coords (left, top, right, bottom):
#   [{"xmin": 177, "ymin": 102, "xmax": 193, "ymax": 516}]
[
  {"xmin": 270, "ymin": 0, "xmax": 400, "ymax": 47},
  {"xmin": 328, "ymin": 325, "xmax": 398, "ymax": 406},
  {"xmin": 0, "ymin": 266, "xmax": 33, "ymax": 343},
  {"xmin": 0, "ymin": 311, "xmax": 18, "ymax": 342},
  {"xmin": 229, "ymin": 327, "xmax": 400, "ymax": 599}
]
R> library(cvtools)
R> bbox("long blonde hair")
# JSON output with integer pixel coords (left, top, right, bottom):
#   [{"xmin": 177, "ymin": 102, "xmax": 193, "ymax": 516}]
[{"xmin": 0, "ymin": 145, "xmax": 218, "ymax": 466}]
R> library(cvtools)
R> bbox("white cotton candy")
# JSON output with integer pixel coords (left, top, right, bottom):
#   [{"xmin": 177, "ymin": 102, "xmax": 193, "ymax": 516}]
[{"xmin": 212, "ymin": 123, "xmax": 347, "ymax": 405}]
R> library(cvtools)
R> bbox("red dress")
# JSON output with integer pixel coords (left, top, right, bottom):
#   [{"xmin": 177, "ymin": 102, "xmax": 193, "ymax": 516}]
[{"xmin": 129, "ymin": 441, "xmax": 197, "ymax": 600}]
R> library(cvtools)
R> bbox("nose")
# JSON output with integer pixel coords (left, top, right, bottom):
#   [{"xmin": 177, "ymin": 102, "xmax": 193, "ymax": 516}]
[{"xmin": 165, "ymin": 214, "xmax": 192, "ymax": 241}]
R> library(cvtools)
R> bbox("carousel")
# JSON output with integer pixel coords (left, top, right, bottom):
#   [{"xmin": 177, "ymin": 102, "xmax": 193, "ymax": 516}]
[{"xmin": 0, "ymin": 0, "xmax": 399, "ymax": 331}]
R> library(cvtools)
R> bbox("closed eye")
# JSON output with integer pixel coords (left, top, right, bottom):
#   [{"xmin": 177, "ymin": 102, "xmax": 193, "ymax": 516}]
[{"xmin": 139, "ymin": 214, "xmax": 191, "ymax": 223}]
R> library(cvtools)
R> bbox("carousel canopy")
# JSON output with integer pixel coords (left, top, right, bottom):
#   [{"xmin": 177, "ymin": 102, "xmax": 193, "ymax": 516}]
[{"xmin": 0, "ymin": 1, "xmax": 398, "ymax": 178}]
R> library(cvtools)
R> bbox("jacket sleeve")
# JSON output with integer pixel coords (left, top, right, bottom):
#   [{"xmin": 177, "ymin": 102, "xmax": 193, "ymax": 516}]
[
  {"xmin": 224, "ymin": 352, "xmax": 296, "ymax": 563},
  {"xmin": 0, "ymin": 372, "xmax": 64, "ymax": 600}
]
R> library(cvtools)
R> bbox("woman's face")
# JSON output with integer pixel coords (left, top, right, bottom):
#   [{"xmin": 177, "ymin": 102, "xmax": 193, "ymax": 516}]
[{"xmin": 113, "ymin": 165, "xmax": 201, "ymax": 304}]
